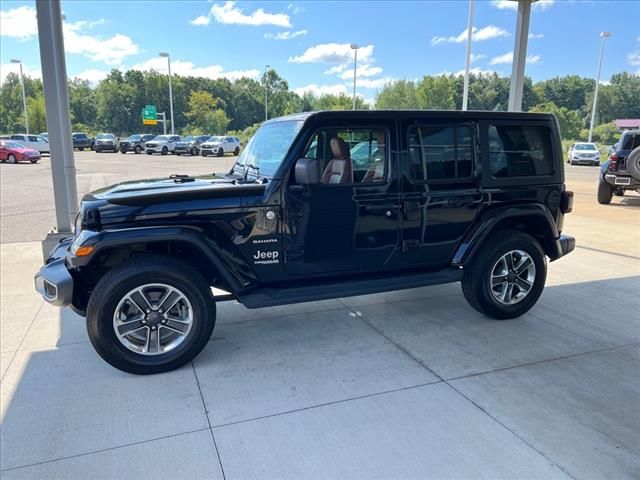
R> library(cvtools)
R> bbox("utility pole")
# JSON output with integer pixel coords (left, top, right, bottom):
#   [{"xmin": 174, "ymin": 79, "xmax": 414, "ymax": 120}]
[
  {"xmin": 264, "ymin": 64, "xmax": 270, "ymax": 121},
  {"xmin": 350, "ymin": 44, "xmax": 359, "ymax": 110},
  {"xmin": 462, "ymin": 0, "xmax": 474, "ymax": 111},
  {"xmin": 10, "ymin": 59, "xmax": 29, "ymax": 134},
  {"xmin": 588, "ymin": 32, "xmax": 611, "ymax": 143},
  {"xmin": 159, "ymin": 52, "xmax": 175, "ymax": 134}
]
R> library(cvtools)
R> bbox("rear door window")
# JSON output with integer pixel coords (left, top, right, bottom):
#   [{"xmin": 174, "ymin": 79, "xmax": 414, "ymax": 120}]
[
  {"xmin": 408, "ymin": 125, "xmax": 474, "ymax": 182},
  {"xmin": 488, "ymin": 125, "xmax": 553, "ymax": 178}
]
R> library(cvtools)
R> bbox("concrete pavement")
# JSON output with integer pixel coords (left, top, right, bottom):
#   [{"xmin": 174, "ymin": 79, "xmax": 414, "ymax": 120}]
[{"xmin": 0, "ymin": 160, "xmax": 639, "ymax": 479}]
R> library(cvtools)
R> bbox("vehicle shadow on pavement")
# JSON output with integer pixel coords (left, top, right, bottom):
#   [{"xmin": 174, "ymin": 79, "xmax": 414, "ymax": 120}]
[{"xmin": 1, "ymin": 276, "xmax": 638, "ymax": 478}]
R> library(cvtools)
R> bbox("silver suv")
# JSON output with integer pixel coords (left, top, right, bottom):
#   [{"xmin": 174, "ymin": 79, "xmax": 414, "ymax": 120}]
[
  {"xmin": 145, "ymin": 135, "xmax": 181, "ymax": 155},
  {"xmin": 201, "ymin": 136, "xmax": 241, "ymax": 157}
]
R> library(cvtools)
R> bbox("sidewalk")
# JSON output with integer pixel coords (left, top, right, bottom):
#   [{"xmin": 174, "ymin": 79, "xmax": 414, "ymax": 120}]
[{"xmin": 1, "ymin": 241, "xmax": 638, "ymax": 479}]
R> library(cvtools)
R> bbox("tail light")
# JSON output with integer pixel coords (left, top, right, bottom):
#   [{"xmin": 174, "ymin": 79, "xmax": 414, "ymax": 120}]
[
  {"xmin": 560, "ymin": 190, "xmax": 574, "ymax": 214},
  {"xmin": 609, "ymin": 154, "xmax": 618, "ymax": 171}
]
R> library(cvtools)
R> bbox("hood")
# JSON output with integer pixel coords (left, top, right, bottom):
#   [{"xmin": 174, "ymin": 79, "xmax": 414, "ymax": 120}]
[
  {"xmin": 12, "ymin": 147, "xmax": 40, "ymax": 155},
  {"xmin": 84, "ymin": 174, "xmax": 268, "ymax": 209}
]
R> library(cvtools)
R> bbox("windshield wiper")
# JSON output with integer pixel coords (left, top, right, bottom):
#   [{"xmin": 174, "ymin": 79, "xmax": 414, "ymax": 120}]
[{"xmin": 243, "ymin": 163, "xmax": 263, "ymax": 183}]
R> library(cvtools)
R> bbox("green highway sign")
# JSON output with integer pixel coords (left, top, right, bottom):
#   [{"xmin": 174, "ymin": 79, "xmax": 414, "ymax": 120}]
[{"xmin": 142, "ymin": 105, "xmax": 157, "ymax": 125}]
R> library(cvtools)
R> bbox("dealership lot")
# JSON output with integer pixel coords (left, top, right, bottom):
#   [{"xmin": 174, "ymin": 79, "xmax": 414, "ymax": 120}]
[{"xmin": 1, "ymin": 152, "xmax": 639, "ymax": 478}]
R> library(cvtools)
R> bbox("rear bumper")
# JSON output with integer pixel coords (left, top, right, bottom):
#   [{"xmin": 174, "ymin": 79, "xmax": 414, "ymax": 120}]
[
  {"xmin": 34, "ymin": 239, "xmax": 74, "ymax": 307},
  {"xmin": 603, "ymin": 173, "xmax": 640, "ymax": 187}
]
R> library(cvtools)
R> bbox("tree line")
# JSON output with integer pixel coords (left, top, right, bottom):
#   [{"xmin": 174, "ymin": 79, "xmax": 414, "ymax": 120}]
[{"xmin": 0, "ymin": 67, "xmax": 637, "ymax": 144}]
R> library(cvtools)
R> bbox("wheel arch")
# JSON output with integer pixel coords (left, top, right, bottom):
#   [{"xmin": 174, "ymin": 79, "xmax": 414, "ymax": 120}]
[{"xmin": 452, "ymin": 205, "xmax": 562, "ymax": 267}]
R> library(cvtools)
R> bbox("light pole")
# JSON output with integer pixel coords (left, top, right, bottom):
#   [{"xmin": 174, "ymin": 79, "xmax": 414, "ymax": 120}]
[
  {"xmin": 159, "ymin": 52, "xmax": 175, "ymax": 135},
  {"xmin": 588, "ymin": 32, "xmax": 611, "ymax": 143},
  {"xmin": 10, "ymin": 59, "xmax": 29, "ymax": 134},
  {"xmin": 350, "ymin": 44, "xmax": 359, "ymax": 110},
  {"xmin": 264, "ymin": 64, "xmax": 270, "ymax": 121},
  {"xmin": 462, "ymin": 0, "xmax": 474, "ymax": 111}
]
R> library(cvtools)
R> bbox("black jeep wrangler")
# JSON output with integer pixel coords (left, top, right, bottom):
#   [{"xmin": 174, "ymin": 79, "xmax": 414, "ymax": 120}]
[
  {"xmin": 598, "ymin": 129, "xmax": 640, "ymax": 204},
  {"xmin": 35, "ymin": 111, "xmax": 575, "ymax": 374}
]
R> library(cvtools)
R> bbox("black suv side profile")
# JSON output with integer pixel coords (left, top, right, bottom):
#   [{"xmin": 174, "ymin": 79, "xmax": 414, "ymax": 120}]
[
  {"xmin": 119, "ymin": 134, "xmax": 157, "ymax": 154},
  {"xmin": 35, "ymin": 111, "xmax": 575, "ymax": 374}
]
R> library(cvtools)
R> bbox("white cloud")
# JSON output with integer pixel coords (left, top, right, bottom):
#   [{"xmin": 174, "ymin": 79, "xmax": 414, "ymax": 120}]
[
  {"xmin": 0, "ymin": 5, "xmax": 38, "ymax": 40},
  {"xmin": 63, "ymin": 21, "xmax": 140, "ymax": 65},
  {"xmin": 190, "ymin": 15, "xmax": 210, "ymax": 26},
  {"xmin": 264, "ymin": 30, "xmax": 307, "ymax": 40},
  {"xmin": 628, "ymin": 51, "xmax": 640, "ymax": 74},
  {"xmin": 492, "ymin": 0, "xmax": 555, "ymax": 10},
  {"xmin": 324, "ymin": 65, "xmax": 348, "ymax": 75},
  {"xmin": 194, "ymin": 1, "xmax": 291, "ymax": 28},
  {"xmin": 490, "ymin": 51, "xmax": 542, "ymax": 65},
  {"xmin": 529, "ymin": 32, "xmax": 544, "ymax": 39},
  {"xmin": 470, "ymin": 53, "xmax": 487, "ymax": 63},
  {"xmin": 130, "ymin": 57, "xmax": 260, "ymax": 81},
  {"xmin": 72, "ymin": 69, "xmax": 109, "ymax": 84},
  {"xmin": 338, "ymin": 64, "xmax": 383, "ymax": 80},
  {"xmin": 289, "ymin": 43, "xmax": 374, "ymax": 64},
  {"xmin": 293, "ymin": 83, "xmax": 348, "ymax": 97},
  {"xmin": 431, "ymin": 25, "xmax": 510, "ymax": 46},
  {"xmin": 0, "ymin": 6, "xmax": 138, "ymax": 65},
  {"xmin": 287, "ymin": 4, "xmax": 304, "ymax": 14},
  {"xmin": 355, "ymin": 77, "xmax": 395, "ymax": 89}
]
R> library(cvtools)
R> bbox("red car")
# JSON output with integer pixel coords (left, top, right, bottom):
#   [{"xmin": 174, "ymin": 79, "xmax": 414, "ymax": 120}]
[{"xmin": 0, "ymin": 140, "xmax": 41, "ymax": 164}]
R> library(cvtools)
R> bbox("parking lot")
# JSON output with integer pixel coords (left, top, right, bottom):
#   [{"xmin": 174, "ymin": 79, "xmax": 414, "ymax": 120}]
[{"xmin": 1, "ymin": 151, "xmax": 639, "ymax": 479}]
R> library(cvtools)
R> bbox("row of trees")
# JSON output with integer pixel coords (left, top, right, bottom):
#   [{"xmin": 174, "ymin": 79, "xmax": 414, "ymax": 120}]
[{"xmin": 0, "ymin": 68, "xmax": 638, "ymax": 144}]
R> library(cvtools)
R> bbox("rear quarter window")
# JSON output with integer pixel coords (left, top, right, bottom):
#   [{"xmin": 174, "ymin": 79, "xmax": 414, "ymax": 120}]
[
  {"xmin": 621, "ymin": 133, "xmax": 640, "ymax": 151},
  {"xmin": 488, "ymin": 125, "xmax": 553, "ymax": 178}
]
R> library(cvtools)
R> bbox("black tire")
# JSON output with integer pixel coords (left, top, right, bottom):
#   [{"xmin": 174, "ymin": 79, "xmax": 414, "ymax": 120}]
[
  {"xmin": 134, "ymin": 145, "xmax": 142, "ymax": 154},
  {"xmin": 30, "ymin": 159, "xmax": 39, "ymax": 164},
  {"xmin": 7, "ymin": 154, "xmax": 17, "ymax": 164},
  {"xmin": 202, "ymin": 152, "xmax": 208, "ymax": 157},
  {"xmin": 161, "ymin": 146, "xmax": 168, "ymax": 155},
  {"xmin": 120, "ymin": 149, "xmax": 127, "ymax": 154},
  {"xmin": 626, "ymin": 147, "xmax": 640, "ymax": 181},
  {"xmin": 461, "ymin": 230, "xmax": 547, "ymax": 320},
  {"xmin": 234, "ymin": 147, "xmax": 240, "ymax": 155},
  {"xmin": 96, "ymin": 148, "xmax": 101, "ymax": 153},
  {"xmin": 597, "ymin": 180, "xmax": 613, "ymax": 204},
  {"xmin": 191, "ymin": 147, "xmax": 197, "ymax": 156},
  {"xmin": 217, "ymin": 148, "xmax": 224, "ymax": 157},
  {"xmin": 79, "ymin": 147, "xmax": 85, "ymax": 151},
  {"xmin": 86, "ymin": 256, "xmax": 216, "ymax": 375},
  {"xmin": 146, "ymin": 151, "xmax": 153, "ymax": 155}
]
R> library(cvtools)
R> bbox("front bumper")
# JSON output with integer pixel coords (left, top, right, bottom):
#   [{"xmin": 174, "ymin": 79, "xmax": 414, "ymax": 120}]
[
  {"xmin": 34, "ymin": 239, "xmax": 74, "ymax": 307},
  {"xmin": 146, "ymin": 145, "xmax": 167, "ymax": 153},
  {"xmin": 174, "ymin": 146, "xmax": 196, "ymax": 154},
  {"xmin": 570, "ymin": 157, "xmax": 600, "ymax": 165},
  {"xmin": 201, "ymin": 147, "xmax": 220, "ymax": 155}
]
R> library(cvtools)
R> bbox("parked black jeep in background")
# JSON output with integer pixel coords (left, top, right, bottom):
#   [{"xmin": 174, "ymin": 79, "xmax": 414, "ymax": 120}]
[
  {"xmin": 119, "ymin": 134, "xmax": 156, "ymax": 154},
  {"xmin": 35, "ymin": 110, "xmax": 575, "ymax": 375},
  {"xmin": 598, "ymin": 130, "xmax": 640, "ymax": 204},
  {"xmin": 72, "ymin": 132, "xmax": 93, "ymax": 151}
]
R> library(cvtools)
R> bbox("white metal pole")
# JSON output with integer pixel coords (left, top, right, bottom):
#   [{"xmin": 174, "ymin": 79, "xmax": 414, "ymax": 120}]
[
  {"xmin": 588, "ymin": 32, "xmax": 610, "ymax": 143},
  {"xmin": 264, "ymin": 64, "xmax": 270, "ymax": 121},
  {"xmin": 462, "ymin": 0, "xmax": 474, "ymax": 111},
  {"xmin": 167, "ymin": 56, "xmax": 175, "ymax": 135},
  {"xmin": 352, "ymin": 46, "xmax": 358, "ymax": 110},
  {"xmin": 18, "ymin": 63, "xmax": 29, "ymax": 134},
  {"xmin": 35, "ymin": 0, "xmax": 77, "ymax": 233},
  {"xmin": 508, "ymin": 0, "xmax": 531, "ymax": 112}
]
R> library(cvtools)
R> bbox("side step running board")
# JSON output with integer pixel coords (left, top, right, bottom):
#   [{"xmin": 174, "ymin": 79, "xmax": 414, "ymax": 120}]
[{"xmin": 237, "ymin": 268, "xmax": 463, "ymax": 309}]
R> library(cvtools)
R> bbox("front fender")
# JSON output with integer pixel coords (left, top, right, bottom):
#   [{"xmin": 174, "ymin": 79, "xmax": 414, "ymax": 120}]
[
  {"xmin": 68, "ymin": 225, "xmax": 253, "ymax": 292},
  {"xmin": 452, "ymin": 204, "xmax": 561, "ymax": 266}
]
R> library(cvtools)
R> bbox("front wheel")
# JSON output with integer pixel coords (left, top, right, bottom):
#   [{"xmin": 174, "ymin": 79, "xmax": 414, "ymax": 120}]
[
  {"xmin": 79, "ymin": 147, "xmax": 85, "ymax": 151},
  {"xmin": 161, "ymin": 146, "xmax": 168, "ymax": 155},
  {"xmin": 191, "ymin": 147, "xmax": 198, "ymax": 156},
  {"xmin": 86, "ymin": 256, "xmax": 216, "ymax": 375},
  {"xmin": 30, "ymin": 159, "xmax": 39, "ymax": 164},
  {"xmin": 234, "ymin": 147, "xmax": 240, "ymax": 155},
  {"xmin": 7, "ymin": 154, "xmax": 17, "ymax": 164},
  {"xmin": 134, "ymin": 146, "xmax": 142, "ymax": 154},
  {"xmin": 217, "ymin": 148, "xmax": 224, "ymax": 157},
  {"xmin": 461, "ymin": 231, "xmax": 546, "ymax": 320}
]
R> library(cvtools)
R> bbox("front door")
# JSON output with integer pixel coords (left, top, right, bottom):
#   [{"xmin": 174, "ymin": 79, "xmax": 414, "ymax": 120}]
[
  {"xmin": 399, "ymin": 121, "xmax": 483, "ymax": 269},
  {"xmin": 283, "ymin": 122, "xmax": 401, "ymax": 277}
]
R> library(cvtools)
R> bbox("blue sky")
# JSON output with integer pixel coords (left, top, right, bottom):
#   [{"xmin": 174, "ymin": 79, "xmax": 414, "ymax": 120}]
[{"xmin": 1, "ymin": 0, "xmax": 639, "ymax": 102}]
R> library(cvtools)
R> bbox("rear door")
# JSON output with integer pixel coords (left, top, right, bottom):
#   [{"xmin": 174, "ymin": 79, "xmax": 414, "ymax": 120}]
[{"xmin": 398, "ymin": 119, "xmax": 483, "ymax": 268}]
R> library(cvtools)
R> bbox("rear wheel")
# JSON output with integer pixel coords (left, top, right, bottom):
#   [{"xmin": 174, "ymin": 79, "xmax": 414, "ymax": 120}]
[
  {"xmin": 217, "ymin": 148, "xmax": 224, "ymax": 157},
  {"xmin": 7, "ymin": 154, "xmax": 17, "ymax": 164},
  {"xmin": 461, "ymin": 231, "xmax": 546, "ymax": 320},
  {"xmin": 597, "ymin": 180, "xmax": 613, "ymax": 204},
  {"xmin": 86, "ymin": 256, "xmax": 216, "ymax": 375}
]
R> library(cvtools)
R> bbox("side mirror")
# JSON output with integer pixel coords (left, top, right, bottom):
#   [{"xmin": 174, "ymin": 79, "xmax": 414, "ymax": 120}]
[{"xmin": 294, "ymin": 157, "xmax": 322, "ymax": 185}]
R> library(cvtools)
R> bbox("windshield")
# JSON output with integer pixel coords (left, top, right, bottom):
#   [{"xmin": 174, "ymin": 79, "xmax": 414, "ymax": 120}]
[
  {"xmin": 575, "ymin": 143, "xmax": 597, "ymax": 151},
  {"xmin": 207, "ymin": 136, "xmax": 224, "ymax": 143},
  {"xmin": 3, "ymin": 141, "xmax": 25, "ymax": 149},
  {"xmin": 234, "ymin": 120, "xmax": 303, "ymax": 178},
  {"xmin": 153, "ymin": 135, "xmax": 169, "ymax": 141},
  {"xmin": 127, "ymin": 135, "xmax": 141, "ymax": 141},
  {"xmin": 96, "ymin": 134, "xmax": 114, "ymax": 140}
]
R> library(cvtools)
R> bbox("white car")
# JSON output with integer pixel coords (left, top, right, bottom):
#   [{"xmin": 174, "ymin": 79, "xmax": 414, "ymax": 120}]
[
  {"xmin": 145, "ymin": 135, "xmax": 181, "ymax": 155},
  {"xmin": 200, "ymin": 136, "xmax": 241, "ymax": 157},
  {"xmin": 1, "ymin": 134, "xmax": 50, "ymax": 154},
  {"xmin": 567, "ymin": 142, "xmax": 600, "ymax": 166}
]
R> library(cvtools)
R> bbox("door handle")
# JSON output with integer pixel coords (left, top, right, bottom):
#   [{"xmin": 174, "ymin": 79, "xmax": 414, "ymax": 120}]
[{"xmin": 446, "ymin": 197, "xmax": 475, "ymax": 207}]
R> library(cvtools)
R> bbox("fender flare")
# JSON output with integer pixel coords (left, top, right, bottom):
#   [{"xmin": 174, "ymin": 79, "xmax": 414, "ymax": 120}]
[
  {"xmin": 451, "ymin": 204, "xmax": 562, "ymax": 266},
  {"xmin": 68, "ymin": 225, "xmax": 251, "ymax": 293}
]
